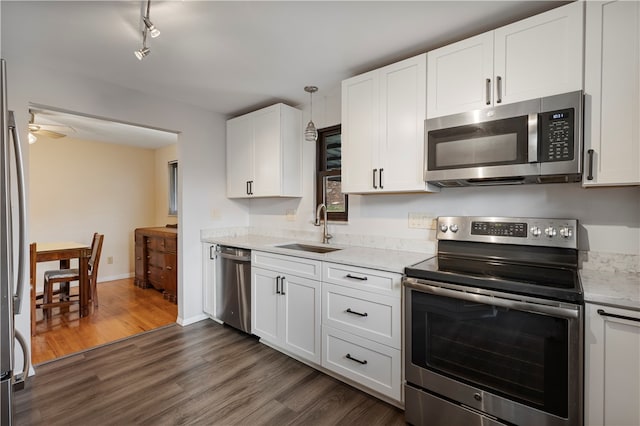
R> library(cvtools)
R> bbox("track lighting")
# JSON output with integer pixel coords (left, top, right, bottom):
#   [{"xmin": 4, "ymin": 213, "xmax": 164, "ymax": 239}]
[
  {"xmin": 134, "ymin": 0, "xmax": 159, "ymax": 61},
  {"xmin": 134, "ymin": 46, "xmax": 151, "ymax": 61},
  {"xmin": 143, "ymin": 16, "xmax": 160, "ymax": 38}
]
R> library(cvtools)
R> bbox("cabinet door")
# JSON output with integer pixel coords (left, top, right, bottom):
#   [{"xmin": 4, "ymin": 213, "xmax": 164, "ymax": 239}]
[
  {"xmin": 378, "ymin": 54, "xmax": 428, "ymax": 192},
  {"xmin": 494, "ymin": 1, "xmax": 583, "ymax": 106},
  {"xmin": 251, "ymin": 267, "xmax": 280, "ymax": 342},
  {"xmin": 585, "ymin": 304, "xmax": 640, "ymax": 426},
  {"xmin": 427, "ymin": 32, "xmax": 493, "ymax": 118},
  {"xmin": 584, "ymin": 0, "xmax": 640, "ymax": 186},
  {"xmin": 252, "ymin": 105, "xmax": 282, "ymax": 196},
  {"xmin": 341, "ymin": 70, "xmax": 379, "ymax": 193},
  {"xmin": 226, "ymin": 114, "xmax": 254, "ymax": 198},
  {"xmin": 282, "ymin": 275, "xmax": 321, "ymax": 364},
  {"xmin": 202, "ymin": 244, "xmax": 216, "ymax": 317}
]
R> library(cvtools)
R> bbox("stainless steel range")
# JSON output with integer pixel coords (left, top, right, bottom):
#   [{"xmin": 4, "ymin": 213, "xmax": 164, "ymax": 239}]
[{"xmin": 403, "ymin": 216, "xmax": 583, "ymax": 426}]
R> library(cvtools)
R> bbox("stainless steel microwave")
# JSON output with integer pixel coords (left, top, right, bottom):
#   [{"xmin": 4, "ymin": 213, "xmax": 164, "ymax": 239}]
[{"xmin": 425, "ymin": 91, "xmax": 583, "ymax": 187}]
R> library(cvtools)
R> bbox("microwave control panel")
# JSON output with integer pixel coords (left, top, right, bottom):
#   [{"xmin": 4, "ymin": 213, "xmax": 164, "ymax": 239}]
[{"xmin": 539, "ymin": 108, "xmax": 574, "ymax": 162}]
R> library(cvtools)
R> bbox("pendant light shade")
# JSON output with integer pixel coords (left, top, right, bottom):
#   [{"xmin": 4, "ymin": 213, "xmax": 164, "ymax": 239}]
[{"xmin": 304, "ymin": 86, "xmax": 318, "ymax": 142}]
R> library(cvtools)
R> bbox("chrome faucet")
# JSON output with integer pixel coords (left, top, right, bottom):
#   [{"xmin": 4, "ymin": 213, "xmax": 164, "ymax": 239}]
[{"xmin": 314, "ymin": 203, "xmax": 332, "ymax": 244}]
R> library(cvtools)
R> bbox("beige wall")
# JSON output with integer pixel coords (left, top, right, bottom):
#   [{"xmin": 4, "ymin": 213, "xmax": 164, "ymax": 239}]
[
  {"xmin": 29, "ymin": 136, "xmax": 176, "ymax": 287},
  {"xmin": 154, "ymin": 144, "xmax": 178, "ymax": 226}
]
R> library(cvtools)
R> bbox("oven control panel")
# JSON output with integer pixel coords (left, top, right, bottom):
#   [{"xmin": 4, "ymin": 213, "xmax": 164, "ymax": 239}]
[{"xmin": 437, "ymin": 216, "xmax": 578, "ymax": 249}]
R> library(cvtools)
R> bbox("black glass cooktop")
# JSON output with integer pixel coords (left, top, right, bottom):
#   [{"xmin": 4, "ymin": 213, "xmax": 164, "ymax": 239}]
[{"xmin": 405, "ymin": 241, "xmax": 583, "ymax": 303}]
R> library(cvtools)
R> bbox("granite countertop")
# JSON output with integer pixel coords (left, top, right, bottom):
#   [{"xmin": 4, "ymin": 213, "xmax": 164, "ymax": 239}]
[
  {"xmin": 201, "ymin": 234, "xmax": 432, "ymax": 274},
  {"xmin": 581, "ymin": 269, "xmax": 640, "ymax": 311}
]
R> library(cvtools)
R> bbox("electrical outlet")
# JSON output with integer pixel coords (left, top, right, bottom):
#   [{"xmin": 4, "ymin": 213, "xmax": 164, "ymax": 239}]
[
  {"xmin": 211, "ymin": 209, "xmax": 221, "ymax": 219},
  {"xmin": 408, "ymin": 212, "xmax": 433, "ymax": 229},
  {"xmin": 107, "ymin": 256, "xmax": 114, "ymax": 264},
  {"xmin": 286, "ymin": 209, "xmax": 296, "ymax": 222}
]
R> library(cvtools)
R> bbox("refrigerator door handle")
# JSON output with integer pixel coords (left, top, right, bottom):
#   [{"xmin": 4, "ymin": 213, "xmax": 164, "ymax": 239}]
[{"xmin": 8, "ymin": 111, "xmax": 26, "ymax": 314}]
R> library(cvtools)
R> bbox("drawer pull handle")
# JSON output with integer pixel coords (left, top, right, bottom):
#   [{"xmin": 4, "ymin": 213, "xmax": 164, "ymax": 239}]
[
  {"xmin": 346, "ymin": 353, "xmax": 367, "ymax": 365},
  {"xmin": 346, "ymin": 274, "xmax": 368, "ymax": 281},
  {"xmin": 597, "ymin": 309, "xmax": 640, "ymax": 323},
  {"xmin": 346, "ymin": 308, "xmax": 368, "ymax": 317}
]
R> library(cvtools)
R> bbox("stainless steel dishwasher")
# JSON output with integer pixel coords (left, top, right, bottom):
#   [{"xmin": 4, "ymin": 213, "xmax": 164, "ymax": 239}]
[{"xmin": 215, "ymin": 245, "xmax": 251, "ymax": 333}]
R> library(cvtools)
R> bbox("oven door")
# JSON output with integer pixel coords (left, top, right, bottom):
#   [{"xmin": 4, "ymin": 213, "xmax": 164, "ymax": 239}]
[{"xmin": 404, "ymin": 278, "xmax": 583, "ymax": 426}]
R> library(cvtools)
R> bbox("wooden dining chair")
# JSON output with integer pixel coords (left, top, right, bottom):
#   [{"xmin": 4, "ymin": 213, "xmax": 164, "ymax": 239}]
[{"xmin": 42, "ymin": 233, "xmax": 104, "ymax": 318}]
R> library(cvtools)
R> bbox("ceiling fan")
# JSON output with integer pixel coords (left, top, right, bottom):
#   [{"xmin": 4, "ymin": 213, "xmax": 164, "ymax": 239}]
[{"xmin": 28, "ymin": 110, "xmax": 75, "ymax": 143}]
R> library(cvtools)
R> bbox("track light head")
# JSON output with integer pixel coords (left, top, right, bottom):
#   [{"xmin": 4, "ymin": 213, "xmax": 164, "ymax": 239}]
[
  {"xmin": 143, "ymin": 16, "xmax": 160, "ymax": 38},
  {"xmin": 134, "ymin": 46, "xmax": 151, "ymax": 60}
]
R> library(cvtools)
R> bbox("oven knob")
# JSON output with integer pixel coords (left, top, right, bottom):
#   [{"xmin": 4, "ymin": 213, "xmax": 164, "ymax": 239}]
[
  {"xmin": 450, "ymin": 224, "xmax": 459, "ymax": 233},
  {"xmin": 473, "ymin": 393, "xmax": 482, "ymax": 402},
  {"xmin": 530, "ymin": 226, "xmax": 542, "ymax": 237},
  {"xmin": 560, "ymin": 226, "xmax": 573, "ymax": 239},
  {"xmin": 440, "ymin": 224, "xmax": 448, "ymax": 233},
  {"xmin": 545, "ymin": 226, "xmax": 557, "ymax": 238}
]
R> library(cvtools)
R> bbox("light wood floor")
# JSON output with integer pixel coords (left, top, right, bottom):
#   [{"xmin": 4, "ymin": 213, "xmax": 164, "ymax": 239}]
[
  {"xmin": 16, "ymin": 320, "xmax": 405, "ymax": 425},
  {"xmin": 31, "ymin": 278, "xmax": 178, "ymax": 365}
]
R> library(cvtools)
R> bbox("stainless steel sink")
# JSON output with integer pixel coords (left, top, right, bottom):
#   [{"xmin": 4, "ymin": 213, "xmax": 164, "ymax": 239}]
[{"xmin": 276, "ymin": 243, "xmax": 342, "ymax": 254}]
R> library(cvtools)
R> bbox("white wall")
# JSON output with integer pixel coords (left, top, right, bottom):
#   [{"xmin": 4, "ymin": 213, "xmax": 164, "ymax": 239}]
[
  {"xmin": 2, "ymin": 54, "xmax": 250, "ymax": 371},
  {"xmin": 29, "ymin": 135, "xmax": 157, "ymax": 285},
  {"xmin": 250, "ymin": 85, "xmax": 640, "ymax": 257}
]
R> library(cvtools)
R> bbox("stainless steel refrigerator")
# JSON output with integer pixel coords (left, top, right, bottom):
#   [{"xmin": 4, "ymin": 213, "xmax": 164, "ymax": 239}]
[{"xmin": 1, "ymin": 58, "xmax": 29, "ymax": 425}]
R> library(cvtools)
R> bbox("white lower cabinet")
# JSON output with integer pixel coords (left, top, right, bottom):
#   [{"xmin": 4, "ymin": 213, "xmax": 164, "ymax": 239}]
[
  {"xmin": 322, "ymin": 325, "xmax": 401, "ymax": 401},
  {"xmin": 322, "ymin": 282, "xmax": 400, "ymax": 349},
  {"xmin": 251, "ymin": 252, "xmax": 403, "ymax": 404},
  {"xmin": 251, "ymin": 252, "xmax": 322, "ymax": 365},
  {"xmin": 202, "ymin": 243, "xmax": 216, "ymax": 317},
  {"xmin": 321, "ymin": 262, "xmax": 403, "ymax": 403},
  {"xmin": 585, "ymin": 303, "xmax": 640, "ymax": 426}
]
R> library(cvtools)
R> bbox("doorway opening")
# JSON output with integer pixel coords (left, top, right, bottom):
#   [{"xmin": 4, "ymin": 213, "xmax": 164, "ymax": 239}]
[{"xmin": 28, "ymin": 106, "xmax": 179, "ymax": 365}]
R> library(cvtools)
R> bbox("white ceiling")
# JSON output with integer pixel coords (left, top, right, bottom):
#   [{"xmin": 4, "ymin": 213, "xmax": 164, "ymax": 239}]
[
  {"xmin": 3, "ymin": 0, "xmax": 564, "ymax": 141},
  {"xmin": 29, "ymin": 108, "xmax": 178, "ymax": 148}
]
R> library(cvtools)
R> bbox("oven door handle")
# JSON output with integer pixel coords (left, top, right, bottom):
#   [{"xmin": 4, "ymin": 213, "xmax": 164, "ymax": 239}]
[{"xmin": 404, "ymin": 279, "xmax": 579, "ymax": 319}]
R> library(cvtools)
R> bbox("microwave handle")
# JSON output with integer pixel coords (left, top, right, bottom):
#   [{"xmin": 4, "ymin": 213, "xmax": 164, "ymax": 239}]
[{"xmin": 528, "ymin": 113, "xmax": 538, "ymax": 163}]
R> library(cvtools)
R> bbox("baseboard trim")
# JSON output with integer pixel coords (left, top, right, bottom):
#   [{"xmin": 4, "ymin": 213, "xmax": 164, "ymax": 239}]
[
  {"xmin": 97, "ymin": 273, "xmax": 134, "ymax": 283},
  {"xmin": 177, "ymin": 314, "xmax": 208, "ymax": 327}
]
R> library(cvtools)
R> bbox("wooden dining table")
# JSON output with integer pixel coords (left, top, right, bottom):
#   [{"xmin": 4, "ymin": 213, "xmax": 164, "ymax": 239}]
[{"xmin": 34, "ymin": 241, "xmax": 92, "ymax": 317}]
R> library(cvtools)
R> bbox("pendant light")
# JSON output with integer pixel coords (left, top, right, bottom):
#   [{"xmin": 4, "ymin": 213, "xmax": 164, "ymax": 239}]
[{"xmin": 304, "ymin": 86, "xmax": 318, "ymax": 142}]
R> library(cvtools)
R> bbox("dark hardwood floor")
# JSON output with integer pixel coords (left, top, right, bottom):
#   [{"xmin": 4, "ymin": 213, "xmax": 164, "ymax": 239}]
[{"xmin": 16, "ymin": 320, "xmax": 405, "ymax": 425}]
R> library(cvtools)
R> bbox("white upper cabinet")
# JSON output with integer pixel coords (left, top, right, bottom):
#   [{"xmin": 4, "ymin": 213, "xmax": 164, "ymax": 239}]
[
  {"xmin": 341, "ymin": 70, "xmax": 378, "ymax": 193},
  {"xmin": 583, "ymin": 0, "xmax": 640, "ymax": 186},
  {"xmin": 427, "ymin": 32, "xmax": 494, "ymax": 117},
  {"xmin": 427, "ymin": 2, "xmax": 584, "ymax": 118},
  {"xmin": 342, "ymin": 53, "xmax": 436, "ymax": 194},
  {"xmin": 226, "ymin": 103, "xmax": 302, "ymax": 198}
]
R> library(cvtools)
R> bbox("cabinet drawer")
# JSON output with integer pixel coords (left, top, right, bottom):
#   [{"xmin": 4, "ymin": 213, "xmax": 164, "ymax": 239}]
[
  {"xmin": 164, "ymin": 237, "xmax": 177, "ymax": 253},
  {"xmin": 146, "ymin": 237, "xmax": 164, "ymax": 251},
  {"xmin": 252, "ymin": 251, "xmax": 322, "ymax": 281},
  {"xmin": 323, "ymin": 262, "xmax": 401, "ymax": 297},
  {"xmin": 322, "ymin": 326, "xmax": 401, "ymax": 402},
  {"xmin": 323, "ymin": 283, "xmax": 400, "ymax": 349}
]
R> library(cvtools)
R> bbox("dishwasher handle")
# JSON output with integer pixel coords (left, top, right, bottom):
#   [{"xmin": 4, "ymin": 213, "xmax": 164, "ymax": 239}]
[{"xmin": 218, "ymin": 252, "xmax": 251, "ymax": 262}]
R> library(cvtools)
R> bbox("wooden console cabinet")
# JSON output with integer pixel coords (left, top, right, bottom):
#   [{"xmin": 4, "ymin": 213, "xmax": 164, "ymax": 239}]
[{"xmin": 134, "ymin": 227, "xmax": 178, "ymax": 303}]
